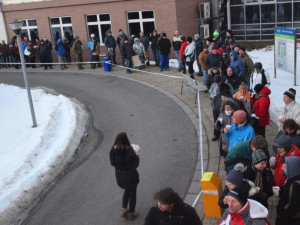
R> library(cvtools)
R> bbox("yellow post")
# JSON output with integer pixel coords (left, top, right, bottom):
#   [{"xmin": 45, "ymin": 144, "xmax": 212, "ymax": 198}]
[{"xmin": 201, "ymin": 172, "xmax": 223, "ymax": 217}]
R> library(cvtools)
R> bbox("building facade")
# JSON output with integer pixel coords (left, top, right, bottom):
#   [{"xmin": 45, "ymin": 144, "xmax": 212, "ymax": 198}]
[
  {"xmin": 226, "ymin": 0, "xmax": 300, "ymax": 40},
  {"xmin": 1, "ymin": 0, "xmax": 203, "ymax": 60}
]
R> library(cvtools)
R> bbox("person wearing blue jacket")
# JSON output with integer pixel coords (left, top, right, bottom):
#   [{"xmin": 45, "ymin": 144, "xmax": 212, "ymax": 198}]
[
  {"xmin": 224, "ymin": 110, "xmax": 255, "ymax": 152},
  {"xmin": 56, "ymin": 37, "xmax": 67, "ymax": 70},
  {"xmin": 229, "ymin": 50, "xmax": 245, "ymax": 77}
]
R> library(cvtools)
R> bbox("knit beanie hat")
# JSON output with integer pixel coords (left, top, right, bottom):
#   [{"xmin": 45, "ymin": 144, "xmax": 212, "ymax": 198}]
[
  {"xmin": 233, "ymin": 110, "xmax": 247, "ymax": 124},
  {"xmin": 226, "ymin": 169, "xmax": 243, "ymax": 187},
  {"xmin": 284, "ymin": 88, "xmax": 296, "ymax": 100},
  {"xmin": 254, "ymin": 84, "xmax": 264, "ymax": 94},
  {"xmin": 213, "ymin": 29, "xmax": 219, "ymax": 37},
  {"xmin": 251, "ymin": 135, "xmax": 268, "ymax": 150},
  {"xmin": 252, "ymin": 149, "xmax": 267, "ymax": 165},
  {"xmin": 227, "ymin": 185, "xmax": 249, "ymax": 206},
  {"xmin": 273, "ymin": 135, "xmax": 293, "ymax": 149},
  {"xmin": 212, "ymin": 45, "xmax": 218, "ymax": 50},
  {"xmin": 194, "ymin": 34, "xmax": 200, "ymax": 38},
  {"xmin": 214, "ymin": 75, "xmax": 222, "ymax": 83},
  {"xmin": 180, "ymin": 36, "xmax": 186, "ymax": 41}
]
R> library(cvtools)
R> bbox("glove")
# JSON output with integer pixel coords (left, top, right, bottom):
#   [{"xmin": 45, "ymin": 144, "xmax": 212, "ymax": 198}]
[{"xmin": 269, "ymin": 157, "xmax": 276, "ymax": 167}]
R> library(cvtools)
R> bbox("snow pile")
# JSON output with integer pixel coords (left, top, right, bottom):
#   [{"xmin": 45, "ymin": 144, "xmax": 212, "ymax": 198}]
[
  {"xmin": 0, "ymin": 84, "xmax": 87, "ymax": 224},
  {"xmin": 248, "ymin": 45, "xmax": 300, "ymax": 124}
]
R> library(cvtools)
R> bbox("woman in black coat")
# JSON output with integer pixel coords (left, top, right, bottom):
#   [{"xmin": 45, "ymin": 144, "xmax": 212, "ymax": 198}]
[{"xmin": 110, "ymin": 132, "xmax": 139, "ymax": 220}]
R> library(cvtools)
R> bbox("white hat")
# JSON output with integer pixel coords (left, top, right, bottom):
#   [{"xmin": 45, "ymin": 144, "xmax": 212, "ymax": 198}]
[{"xmin": 90, "ymin": 34, "xmax": 95, "ymax": 38}]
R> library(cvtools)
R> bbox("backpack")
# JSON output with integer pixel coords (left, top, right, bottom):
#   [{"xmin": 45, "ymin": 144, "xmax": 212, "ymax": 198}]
[
  {"xmin": 54, "ymin": 43, "xmax": 58, "ymax": 51},
  {"xmin": 261, "ymin": 69, "xmax": 268, "ymax": 86}
]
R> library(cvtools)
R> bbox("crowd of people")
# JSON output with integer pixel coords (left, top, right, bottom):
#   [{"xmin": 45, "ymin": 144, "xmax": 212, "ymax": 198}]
[
  {"xmin": 109, "ymin": 29, "xmax": 300, "ymax": 225},
  {"xmin": 2, "ymin": 28, "xmax": 300, "ymax": 225}
]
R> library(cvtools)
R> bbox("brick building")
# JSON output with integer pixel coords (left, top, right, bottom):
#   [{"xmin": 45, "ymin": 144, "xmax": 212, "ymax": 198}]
[{"xmin": 1, "ymin": 0, "xmax": 205, "ymax": 60}]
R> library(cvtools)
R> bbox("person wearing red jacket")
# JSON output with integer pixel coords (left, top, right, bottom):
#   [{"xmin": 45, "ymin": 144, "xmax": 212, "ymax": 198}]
[
  {"xmin": 270, "ymin": 135, "xmax": 300, "ymax": 187},
  {"xmin": 252, "ymin": 84, "xmax": 271, "ymax": 137},
  {"xmin": 179, "ymin": 36, "xmax": 188, "ymax": 73}
]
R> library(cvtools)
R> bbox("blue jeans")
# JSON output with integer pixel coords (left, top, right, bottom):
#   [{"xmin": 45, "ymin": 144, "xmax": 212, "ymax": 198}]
[
  {"xmin": 174, "ymin": 50, "xmax": 181, "ymax": 69},
  {"xmin": 152, "ymin": 49, "xmax": 160, "ymax": 66},
  {"xmin": 160, "ymin": 54, "xmax": 169, "ymax": 70},
  {"xmin": 196, "ymin": 56, "xmax": 203, "ymax": 75},
  {"xmin": 124, "ymin": 58, "xmax": 132, "ymax": 73},
  {"xmin": 202, "ymin": 70, "xmax": 208, "ymax": 85}
]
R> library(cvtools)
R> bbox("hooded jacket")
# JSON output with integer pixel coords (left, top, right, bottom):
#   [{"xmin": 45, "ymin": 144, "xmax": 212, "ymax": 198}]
[
  {"xmin": 224, "ymin": 122, "xmax": 255, "ymax": 152},
  {"xmin": 56, "ymin": 38, "xmax": 65, "ymax": 56},
  {"xmin": 240, "ymin": 52, "xmax": 254, "ymax": 78},
  {"xmin": 184, "ymin": 41, "xmax": 195, "ymax": 61},
  {"xmin": 133, "ymin": 41, "xmax": 145, "ymax": 56},
  {"xmin": 276, "ymin": 156, "xmax": 300, "ymax": 225},
  {"xmin": 144, "ymin": 198, "xmax": 202, "ymax": 225},
  {"xmin": 229, "ymin": 50, "xmax": 245, "ymax": 77},
  {"xmin": 271, "ymin": 145, "xmax": 300, "ymax": 187},
  {"xmin": 219, "ymin": 199, "xmax": 269, "ymax": 225},
  {"xmin": 253, "ymin": 86, "xmax": 271, "ymax": 127}
]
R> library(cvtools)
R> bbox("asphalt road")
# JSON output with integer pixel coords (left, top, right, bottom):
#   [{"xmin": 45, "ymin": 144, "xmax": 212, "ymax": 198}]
[{"xmin": 1, "ymin": 71, "xmax": 198, "ymax": 225}]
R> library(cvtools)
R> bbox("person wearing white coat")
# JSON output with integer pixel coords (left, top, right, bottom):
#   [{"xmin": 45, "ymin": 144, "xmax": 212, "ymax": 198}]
[
  {"xmin": 184, "ymin": 36, "xmax": 195, "ymax": 79},
  {"xmin": 278, "ymin": 88, "xmax": 300, "ymax": 130}
]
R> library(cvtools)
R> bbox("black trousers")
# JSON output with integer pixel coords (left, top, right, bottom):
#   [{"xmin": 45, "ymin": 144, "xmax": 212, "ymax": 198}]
[
  {"xmin": 122, "ymin": 187, "xmax": 137, "ymax": 212},
  {"xmin": 256, "ymin": 125, "xmax": 266, "ymax": 137}
]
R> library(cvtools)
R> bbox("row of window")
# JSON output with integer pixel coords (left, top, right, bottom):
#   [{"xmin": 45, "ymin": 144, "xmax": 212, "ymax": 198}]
[
  {"xmin": 231, "ymin": 0, "xmax": 300, "ymax": 5},
  {"xmin": 230, "ymin": 2, "xmax": 300, "ymax": 24},
  {"xmin": 19, "ymin": 11, "xmax": 155, "ymax": 45}
]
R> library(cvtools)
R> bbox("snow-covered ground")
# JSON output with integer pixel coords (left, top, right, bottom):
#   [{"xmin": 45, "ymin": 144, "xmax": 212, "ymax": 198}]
[
  {"xmin": 0, "ymin": 84, "xmax": 87, "ymax": 224},
  {"xmin": 248, "ymin": 45, "xmax": 300, "ymax": 124}
]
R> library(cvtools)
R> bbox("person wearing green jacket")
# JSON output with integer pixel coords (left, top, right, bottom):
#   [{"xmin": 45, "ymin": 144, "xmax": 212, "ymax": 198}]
[
  {"xmin": 225, "ymin": 135, "xmax": 269, "ymax": 174},
  {"xmin": 72, "ymin": 35, "xmax": 83, "ymax": 70}
]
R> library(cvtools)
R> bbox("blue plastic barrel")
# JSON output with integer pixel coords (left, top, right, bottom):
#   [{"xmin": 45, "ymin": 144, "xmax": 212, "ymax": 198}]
[{"xmin": 103, "ymin": 57, "xmax": 112, "ymax": 72}]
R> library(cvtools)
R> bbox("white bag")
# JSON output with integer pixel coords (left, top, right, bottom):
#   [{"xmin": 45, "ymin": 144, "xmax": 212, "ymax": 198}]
[{"xmin": 24, "ymin": 47, "xmax": 30, "ymax": 56}]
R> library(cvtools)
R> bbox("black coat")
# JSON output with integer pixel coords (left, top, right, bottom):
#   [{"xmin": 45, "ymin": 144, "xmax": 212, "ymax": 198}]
[
  {"xmin": 223, "ymin": 74, "xmax": 241, "ymax": 91},
  {"xmin": 149, "ymin": 34, "xmax": 159, "ymax": 50},
  {"xmin": 204, "ymin": 53, "xmax": 223, "ymax": 70},
  {"xmin": 144, "ymin": 198, "xmax": 202, "ymax": 225},
  {"xmin": 121, "ymin": 42, "xmax": 132, "ymax": 59},
  {"xmin": 38, "ymin": 43, "xmax": 50, "ymax": 56},
  {"xmin": 104, "ymin": 35, "xmax": 116, "ymax": 48},
  {"xmin": 195, "ymin": 38, "xmax": 203, "ymax": 57},
  {"xmin": 276, "ymin": 174, "xmax": 300, "ymax": 225},
  {"xmin": 157, "ymin": 38, "xmax": 171, "ymax": 55},
  {"xmin": 110, "ymin": 146, "xmax": 139, "ymax": 190}
]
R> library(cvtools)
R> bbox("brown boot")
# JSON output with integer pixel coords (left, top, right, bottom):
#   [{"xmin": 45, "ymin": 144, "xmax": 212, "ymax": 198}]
[
  {"xmin": 120, "ymin": 208, "xmax": 128, "ymax": 218},
  {"xmin": 127, "ymin": 211, "xmax": 138, "ymax": 221}
]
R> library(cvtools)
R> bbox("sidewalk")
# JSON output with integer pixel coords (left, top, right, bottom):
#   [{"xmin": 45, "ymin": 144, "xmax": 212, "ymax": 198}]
[{"xmin": 1, "ymin": 63, "xmax": 278, "ymax": 224}]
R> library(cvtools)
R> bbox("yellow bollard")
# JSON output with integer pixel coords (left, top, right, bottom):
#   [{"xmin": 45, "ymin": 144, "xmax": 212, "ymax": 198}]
[{"xmin": 201, "ymin": 172, "xmax": 223, "ymax": 217}]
